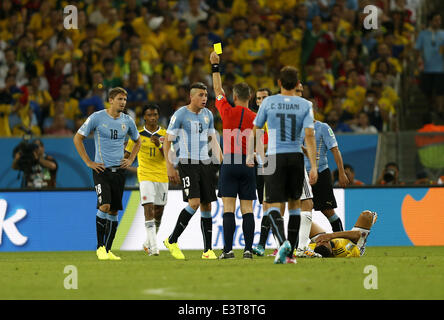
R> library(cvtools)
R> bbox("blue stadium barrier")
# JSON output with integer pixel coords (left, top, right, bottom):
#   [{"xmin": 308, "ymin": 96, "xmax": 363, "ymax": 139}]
[{"xmin": 0, "ymin": 134, "xmax": 377, "ymax": 188}]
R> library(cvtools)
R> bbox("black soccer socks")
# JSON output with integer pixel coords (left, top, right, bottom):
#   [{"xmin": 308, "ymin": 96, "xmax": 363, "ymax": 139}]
[
  {"xmin": 169, "ymin": 207, "xmax": 194, "ymax": 244},
  {"xmin": 242, "ymin": 213, "xmax": 255, "ymax": 252},
  {"xmin": 268, "ymin": 209, "xmax": 286, "ymax": 246},
  {"xmin": 222, "ymin": 212, "xmax": 236, "ymax": 252}
]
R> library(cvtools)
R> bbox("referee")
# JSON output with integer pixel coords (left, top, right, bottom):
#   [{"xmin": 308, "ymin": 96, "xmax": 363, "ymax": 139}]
[{"xmin": 210, "ymin": 51, "xmax": 258, "ymax": 259}]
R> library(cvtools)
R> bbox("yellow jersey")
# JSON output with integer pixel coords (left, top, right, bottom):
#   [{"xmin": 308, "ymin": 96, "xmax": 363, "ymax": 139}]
[
  {"xmin": 309, "ymin": 238, "xmax": 361, "ymax": 258},
  {"xmin": 125, "ymin": 127, "xmax": 168, "ymax": 183}
]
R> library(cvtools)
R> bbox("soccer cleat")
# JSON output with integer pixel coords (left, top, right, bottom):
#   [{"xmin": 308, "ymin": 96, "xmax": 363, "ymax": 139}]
[
  {"xmin": 107, "ymin": 251, "xmax": 121, "ymax": 260},
  {"xmin": 252, "ymin": 245, "xmax": 265, "ymax": 256},
  {"xmin": 143, "ymin": 243, "xmax": 150, "ymax": 255},
  {"xmin": 96, "ymin": 246, "xmax": 108, "ymax": 260},
  {"xmin": 202, "ymin": 249, "xmax": 217, "ymax": 260},
  {"xmin": 285, "ymin": 257, "xmax": 297, "ymax": 264},
  {"xmin": 274, "ymin": 241, "xmax": 291, "ymax": 264},
  {"xmin": 267, "ymin": 249, "xmax": 278, "ymax": 257},
  {"xmin": 243, "ymin": 250, "xmax": 253, "ymax": 259},
  {"xmin": 371, "ymin": 211, "xmax": 378, "ymax": 226},
  {"xmin": 219, "ymin": 251, "xmax": 235, "ymax": 259},
  {"xmin": 151, "ymin": 248, "xmax": 159, "ymax": 256},
  {"xmin": 164, "ymin": 238, "xmax": 185, "ymax": 260},
  {"xmin": 295, "ymin": 247, "xmax": 322, "ymax": 258}
]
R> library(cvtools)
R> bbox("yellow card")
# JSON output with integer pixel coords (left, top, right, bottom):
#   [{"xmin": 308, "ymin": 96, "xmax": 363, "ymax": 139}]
[{"xmin": 214, "ymin": 43, "xmax": 222, "ymax": 54}]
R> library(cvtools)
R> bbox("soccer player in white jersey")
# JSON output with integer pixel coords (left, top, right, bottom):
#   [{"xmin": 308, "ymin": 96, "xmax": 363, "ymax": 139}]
[{"xmin": 73, "ymin": 87, "xmax": 141, "ymax": 260}]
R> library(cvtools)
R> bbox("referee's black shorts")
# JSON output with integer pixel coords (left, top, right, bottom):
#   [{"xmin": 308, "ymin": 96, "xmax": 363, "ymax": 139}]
[
  {"xmin": 311, "ymin": 168, "xmax": 337, "ymax": 211},
  {"xmin": 217, "ymin": 154, "xmax": 257, "ymax": 200},
  {"xmin": 264, "ymin": 152, "xmax": 305, "ymax": 203},
  {"xmin": 177, "ymin": 160, "xmax": 217, "ymax": 203},
  {"xmin": 93, "ymin": 167, "xmax": 126, "ymax": 211}
]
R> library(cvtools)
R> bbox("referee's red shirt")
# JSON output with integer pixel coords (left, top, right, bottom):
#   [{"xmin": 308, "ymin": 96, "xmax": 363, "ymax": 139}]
[{"xmin": 215, "ymin": 94, "xmax": 256, "ymax": 155}]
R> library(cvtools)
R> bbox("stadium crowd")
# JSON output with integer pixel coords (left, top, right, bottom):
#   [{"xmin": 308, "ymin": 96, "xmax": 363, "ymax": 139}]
[{"xmin": 0, "ymin": 0, "xmax": 422, "ymax": 139}]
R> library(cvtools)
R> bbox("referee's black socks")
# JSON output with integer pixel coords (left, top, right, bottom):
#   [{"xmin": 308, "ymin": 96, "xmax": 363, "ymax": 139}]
[
  {"xmin": 267, "ymin": 208, "xmax": 286, "ymax": 246},
  {"xmin": 169, "ymin": 205, "xmax": 195, "ymax": 244},
  {"xmin": 222, "ymin": 212, "xmax": 235, "ymax": 252},
  {"xmin": 242, "ymin": 213, "xmax": 255, "ymax": 252}
]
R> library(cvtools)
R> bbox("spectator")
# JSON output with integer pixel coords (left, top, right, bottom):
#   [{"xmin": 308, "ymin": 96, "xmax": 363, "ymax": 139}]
[
  {"xmin": 125, "ymin": 72, "xmax": 148, "ymax": 110},
  {"xmin": 325, "ymin": 109, "xmax": 353, "ymax": 133},
  {"xmin": 245, "ymin": 59, "xmax": 275, "ymax": 93},
  {"xmin": 238, "ymin": 24, "xmax": 271, "ymax": 74},
  {"xmin": 43, "ymin": 100, "xmax": 74, "ymax": 136},
  {"xmin": 0, "ymin": 48, "xmax": 26, "ymax": 88},
  {"xmin": 181, "ymin": 0, "xmax": 208, "ymax": 33},
  {"xmin": 415, "ymin": 12, "xmax": 444, "ymax": 118},
  {"xmin": 344, "ymin": 164, "xmax": 365, "ymax": 186},
  {"xmin": 370, "ymin": 42, "xmax": 403, "ymax": 76},
  {"xmin": 272, "ymin": 15, "xmax": 303, "ymax": 71},
  {"xmin": 360, "ymin": 89, "xmax": 387, "ymax": 132},
  {"xmin": 301, "ymin": 15, "xmax": 335, "ymax": 71},
  {"xmin": 12, "ymin": 138, "xmax": 57, "ymax": 189},
  {"xmin": 350, "ymin": 111, "xmax": 378, "ymax": 134},
  {"xmin": 307, "ymin": 64, "xmax": 333, "ymax": 111},
  {"xmin": 376, "ymin": 162, "xmax": 404, "ymax": 185}
]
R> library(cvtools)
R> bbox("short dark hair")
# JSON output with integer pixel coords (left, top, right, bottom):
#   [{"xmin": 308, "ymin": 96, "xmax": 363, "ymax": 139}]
[
  {"xmin": 385, "ymin": 162, "xmax": 399, "ymax": 170},
  {"xmin": 233, "ymin": 82, "xmax": 251, "ymax": 101},
  {"xmin": 142, "ymin": 104, "xmax": 160, "ymax": 116},
  {"xmin": 279, "ymin": 66, "xmax": 298, "ymax": 90},
  {"xmin": 190, "ymin": 82, "xmax": 207, "ymax": 91},
  {"xmin": 257, "ymin": 88, "xmax": 272, "ymax": 96},
  {"xmin": 344, "ymin": 164, "xmax": 354, "ymax": 172},
  {"xmin": 428, "ymin": 11, "xmax": 441, "ymax": 23},
  {"xmin": 314, "ymin": 244, "xmax": 333, "ymax": 257}
]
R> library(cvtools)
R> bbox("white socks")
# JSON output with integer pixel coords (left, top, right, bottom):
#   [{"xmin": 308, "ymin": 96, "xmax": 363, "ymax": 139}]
[
  {"xmin": 145, "ymin": 219, "xmax": 157, "ymax": 250},
  {"xmin": 297, "ymin": 211, "xmax": 312, "ymax": 250}
]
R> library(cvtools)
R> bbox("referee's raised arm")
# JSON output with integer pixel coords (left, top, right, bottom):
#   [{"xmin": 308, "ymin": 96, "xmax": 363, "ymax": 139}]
[{"xmin": 210, "ymin": 51, "xmax": 224, "ymax": 97}]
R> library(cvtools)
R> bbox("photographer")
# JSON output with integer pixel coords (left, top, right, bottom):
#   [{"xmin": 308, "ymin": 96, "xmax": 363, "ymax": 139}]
[
  {"xmin": 376, "ymin": 162, "xmax": 404, "ymax": 186},
  {"xmin": 12, "ymin": 139, "xmax": 57, "ymax": 188}
]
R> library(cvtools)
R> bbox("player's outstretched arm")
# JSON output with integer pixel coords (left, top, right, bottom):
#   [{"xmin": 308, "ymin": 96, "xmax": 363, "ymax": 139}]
[
  {"xmin": 330, "ymin": 146, "xmax": 349, "ymax": 187},
  {"xmin": 73, "ymin": 132, "xmax": 105, "ymax": 173}
]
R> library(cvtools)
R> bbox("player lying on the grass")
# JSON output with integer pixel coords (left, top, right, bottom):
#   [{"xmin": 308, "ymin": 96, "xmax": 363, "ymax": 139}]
[{"xmin": 309, "ymin": 210, "xmax": 377, "ymax": 257}]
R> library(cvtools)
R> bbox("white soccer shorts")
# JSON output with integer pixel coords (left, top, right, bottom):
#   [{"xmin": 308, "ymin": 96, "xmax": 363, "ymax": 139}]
[
  {"xmin": 139, "ymin": 181, "xmax": 169, "ymax": 206},
  {"xmin": 300, "ymin": 167, "xmax": 313, "ymax": 201}
]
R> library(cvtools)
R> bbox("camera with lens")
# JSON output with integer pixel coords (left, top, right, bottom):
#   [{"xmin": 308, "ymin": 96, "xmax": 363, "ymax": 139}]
[
  {"xmin": 13, "ymin": 139, "xmax": 39, "ymax": 175},
  {"xmin": 383, "ymin": 168, "xmax": 396, "ymax": 183}
]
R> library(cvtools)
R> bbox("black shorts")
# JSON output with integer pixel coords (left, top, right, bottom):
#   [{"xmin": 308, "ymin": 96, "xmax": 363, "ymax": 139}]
[
  {"xmin": 420, "ymin": 72, "xmax": 444, "ymax": 96},
  {"xmin": 93, "ymin": 168, "xmax": 126, "ymax": 211},
  {"xmin": 311, "ymin": 168, "xmax": 337, "ymax": 211},
  {"xmin": 263, "ymin": 153, "xmax": 305, "ymax": 203},
  {"xmin": 217, "ymin": 154, "xmax": 257, "ymax": 200},
  {"xmin": 177, "ymin": 161, "xmax": 217, "ymax": 203}
]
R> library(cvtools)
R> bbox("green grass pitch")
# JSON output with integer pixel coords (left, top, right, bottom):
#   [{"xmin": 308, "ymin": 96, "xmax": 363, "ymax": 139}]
[{"xmin": 1, "ymin": 246, "xmax": 443, "ymax": 300}]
